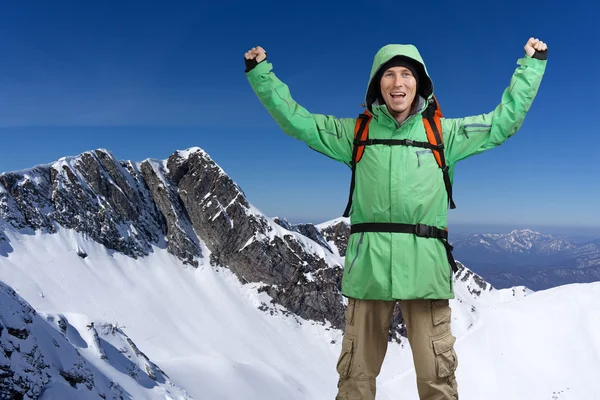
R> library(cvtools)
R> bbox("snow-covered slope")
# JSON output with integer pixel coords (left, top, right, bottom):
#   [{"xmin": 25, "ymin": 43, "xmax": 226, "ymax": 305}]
[
  {"xmin": 1, "ymin": 224, "xmax": 600, "ymax": 399},
  {"xmin": 0, "ymin": 279, "xmax": 191, "ymax": 400},
  {"xmin": 0, "ymin": 224, "xmax": 343, "ymax": 399}
]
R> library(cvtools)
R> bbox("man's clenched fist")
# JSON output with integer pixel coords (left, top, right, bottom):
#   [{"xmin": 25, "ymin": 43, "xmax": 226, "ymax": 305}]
[
  {"xmin": 244, "ymin": 46, "xmax": 267, "ymax": 72},
  {"xmin": 524, "ymin": 37, "xmax": 548, "ymax": 58},
  {"xmin": 245, "ymin": 46, "xmax": 267, "ymax": 63}
]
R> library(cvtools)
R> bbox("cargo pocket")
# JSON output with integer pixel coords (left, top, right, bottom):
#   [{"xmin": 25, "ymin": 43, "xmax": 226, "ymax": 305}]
[
  {"xmin": 431, "ymin": 299, "xmax": 451, "ymax": 326},
  {"xmin": 336, "ymin": 334, "xmax": 355, "ymax": 379},
  {"xmin": 432, "ymin": 331, "xmax": 458, "ymax": 379}
]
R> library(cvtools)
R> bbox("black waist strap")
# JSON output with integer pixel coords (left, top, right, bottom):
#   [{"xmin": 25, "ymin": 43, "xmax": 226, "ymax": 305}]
[
  {"xmin": 350, "ymin": 222, "xmax": 458, "ymax": 273},
  {"xmin": 351, "ymin": 222, "xmax": 447, "ymax": 239}
]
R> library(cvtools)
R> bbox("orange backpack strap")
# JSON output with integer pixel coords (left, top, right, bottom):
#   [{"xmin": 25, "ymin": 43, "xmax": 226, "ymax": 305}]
[
  {"xmin": 422, "ymin": 96, "xmax": 456, "ymax": 209},
  {"xmin": 353, "ymin": 110, "xmax": 372, "ymax": 164},
  {"xmin": 343, "ymin": 110, "xmax": 372, "ymax": 217}
]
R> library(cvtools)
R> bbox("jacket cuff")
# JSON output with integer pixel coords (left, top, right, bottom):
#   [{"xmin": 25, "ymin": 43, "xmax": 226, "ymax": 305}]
[
  {"xmin": 532, "ymin": 50, "xmax": 548, "ymax": 60},
  {"xmin": 518, "ymin": 54, "xmax": 547, "ymax": 69},
  {"xmin": 245, "ymin": 53, "xmax": 269, "ymax": 73},
  {"xmin": 245, "ymin": 60, "xmax": 272, "ymax": 79}
]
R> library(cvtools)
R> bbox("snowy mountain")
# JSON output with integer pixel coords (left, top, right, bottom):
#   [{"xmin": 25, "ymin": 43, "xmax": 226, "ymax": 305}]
[
  {"xmin": 0, "ymin": 280, "xmax": 191, "ymax": 399},
  {"xmin": 452, "ymin": 229, "xmax": 576, "ymax": 261},
  {"xmin": 316, "ymin": 216, "xmax": 351, "ymax": 257},
  {"xmin": 563, "ymin": 237, "xmax": 600, "ymax": 268},
  {"xmin": 0, "ymin": 147, "xmax": 347, "ymax": 329},
  {"xmin": 1, "ymin": 147, "xmax": 600, "ymax": 399},
  {"xmin": 451, "ymin": 229, "xmax": 600, "ymax": 290}
]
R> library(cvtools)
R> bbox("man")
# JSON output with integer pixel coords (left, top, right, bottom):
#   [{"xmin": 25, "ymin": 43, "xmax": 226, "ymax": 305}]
[{"xmin": 244, "ymin": 38, "xmax": 547, "ymax": 400}]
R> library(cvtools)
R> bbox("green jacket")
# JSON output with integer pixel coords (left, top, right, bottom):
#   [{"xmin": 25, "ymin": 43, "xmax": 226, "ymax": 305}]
[{"xmin": 245, "ymin": 44, "xmax": 547, "ymax": 301}]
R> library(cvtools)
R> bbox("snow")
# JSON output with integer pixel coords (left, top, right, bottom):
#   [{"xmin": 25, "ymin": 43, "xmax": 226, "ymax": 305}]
[
  {"xmin": 239, "ymin": 234, "xmax": 258, "ymax": 252},
  {"xmin": 143, "ymin": 158, "xmax": 171, "ymax": 189},
  {"xmin": 1, "ymin": 223, "xmax": 600, "ymax": 399},
  {"xmin": 315, "ymin": 216, "xmax": 350, "ymax": 230},
  {"xmin": 0, "ymin": 225, "xmax": 343, "ymax": 399},
  {"xmin": 170, "ymin": 147, "xmax": 230, "ymax": 181},
  {"xmin": 0, "ymin": 279, "xmax": 190, "ymax": 399},
  {"xmin": 174, "ymin": 147, "xmax": 206, "ymax": 160}
]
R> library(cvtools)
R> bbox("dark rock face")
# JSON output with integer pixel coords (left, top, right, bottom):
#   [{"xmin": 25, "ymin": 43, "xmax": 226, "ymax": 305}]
[
  {"xmin": 139, "ymin": 158, "xmax": 201, "ymax": 267},
  {"xmin": 165, "ymin": 150, "xmax": 348, "ymax": 327},
  {"xmin": 0, "ymin": 150, "xmax": 165, "ymax": 259},
  {"xmin": 455, "ymin": 261, "xmax": 494, "ymax": 296},
  {"xmin": 0, "ymin": 166, "xmax": 55, "ymax": 232},
  {"xmin": 319, "ymin": 220, "xmax": 351, "ymax": 257},
  {"xmin": 273, "ymin": 218, "xmax": 334, "ymax": 254},
  {"xmin": 260, "ymin": 265, "xmax": 346, "ymax": 328}
]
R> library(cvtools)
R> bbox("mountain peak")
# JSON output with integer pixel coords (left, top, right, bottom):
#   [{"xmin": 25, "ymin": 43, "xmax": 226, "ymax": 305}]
[
  {"xmin": 173, "ymin": 146, "xmax": 208, "ymax": 160},
  {"xmin": 316, "ymin": 216, "xmax": 350, "ymax": 230},
  {"xmin": 509, "ymin": 228, "xmax": 542, "ymax": 236}
]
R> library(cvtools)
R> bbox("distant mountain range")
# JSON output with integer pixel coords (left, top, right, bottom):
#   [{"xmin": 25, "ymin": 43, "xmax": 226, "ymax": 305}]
[{"xmin": 447, "ymin": 229, "xmax": 600, "ymax": 290}]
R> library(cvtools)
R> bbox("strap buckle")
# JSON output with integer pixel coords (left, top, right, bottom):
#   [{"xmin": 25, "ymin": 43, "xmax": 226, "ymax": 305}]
[{"xmin": 415, "ymin": 223, "xmax": 434, "ymax": 238}]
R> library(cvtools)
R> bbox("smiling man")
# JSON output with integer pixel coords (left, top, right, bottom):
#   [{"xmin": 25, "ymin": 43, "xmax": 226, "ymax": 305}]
[
  {"xmin": 244, "ymin": 38, "xmax": 547, "ymax": 400},
  {"xmin": 374, "ymin": 56, "xmax": 421, "ymax": 124}
]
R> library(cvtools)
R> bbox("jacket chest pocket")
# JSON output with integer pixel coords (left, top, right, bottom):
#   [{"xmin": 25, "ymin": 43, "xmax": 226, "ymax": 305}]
[
  {"xmin": 407, "ymin": 149, "xmax": 442, "ymax": 198},
  {"xmin": 415, "ymin": 149, "xmax": 435, "ymax": 167}
]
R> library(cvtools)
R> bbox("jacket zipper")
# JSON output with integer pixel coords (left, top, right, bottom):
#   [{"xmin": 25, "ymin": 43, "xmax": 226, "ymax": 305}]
[
  {"xmin": 388, "ymin": 98, "xmax": 429, "ymax": 226},
  {"xmin": 348, "ymin": 232, "xmax": 365, "ymax": 275}
]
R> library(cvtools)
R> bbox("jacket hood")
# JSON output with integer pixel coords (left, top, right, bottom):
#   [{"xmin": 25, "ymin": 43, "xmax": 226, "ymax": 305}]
[{"xmin": 365, "ymin": 44, "xmax": 433, "ymax": 109}]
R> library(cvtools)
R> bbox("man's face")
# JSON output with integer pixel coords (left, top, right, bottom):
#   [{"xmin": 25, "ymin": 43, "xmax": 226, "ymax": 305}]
[{"xmin": 379, "ymin": 66, "xmax": 417, "ymax": 121}]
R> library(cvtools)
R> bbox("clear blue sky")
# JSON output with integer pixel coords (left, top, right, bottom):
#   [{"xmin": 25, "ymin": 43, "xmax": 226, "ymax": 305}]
[{"xmin": 0, "ymin": 0, "xmax": 598, "ymax": 232}]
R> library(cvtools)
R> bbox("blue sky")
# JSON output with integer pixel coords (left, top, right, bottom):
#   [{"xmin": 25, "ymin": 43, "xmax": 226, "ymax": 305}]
[{"xmin": 0, "ymin": 0, "xmax": 598, "ymax": 233}]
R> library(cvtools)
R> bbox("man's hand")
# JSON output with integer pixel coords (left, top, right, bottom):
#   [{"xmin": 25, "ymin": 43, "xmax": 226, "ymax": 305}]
[
  {"xmin": 245, "ymin": 46, "xmax": 267, "ymax": 63},
  {"xmin": 524, "ymin": 37, "xmax": 548, "ymax": 58},
  {"xmin": 244, "ymin": 46, "xmax": 267, "ymax": 73}
]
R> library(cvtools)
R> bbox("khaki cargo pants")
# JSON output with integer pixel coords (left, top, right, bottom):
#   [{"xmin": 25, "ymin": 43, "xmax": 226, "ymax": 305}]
[{"xmin": 335, "ymin": 298, "xmax": 458, "ymax": 400}]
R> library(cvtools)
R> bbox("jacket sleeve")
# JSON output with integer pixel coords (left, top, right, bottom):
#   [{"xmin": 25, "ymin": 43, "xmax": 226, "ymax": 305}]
[
  {"xmin": 246, "ymin": 60, "xmax": 355, "ymax": 166},
  {"xmin": 441, "ymin": 55, "xmax": 547, "ymax": 165}
]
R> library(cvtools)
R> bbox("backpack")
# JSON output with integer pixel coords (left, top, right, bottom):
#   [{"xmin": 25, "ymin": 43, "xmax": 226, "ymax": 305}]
[
  {"xmin": 342, "ymin": 96, "xmax": 458, "ymax": 273},
  {"xmin": 343, "ymin": 95, "xmax": 455, "ymax": 218}
]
